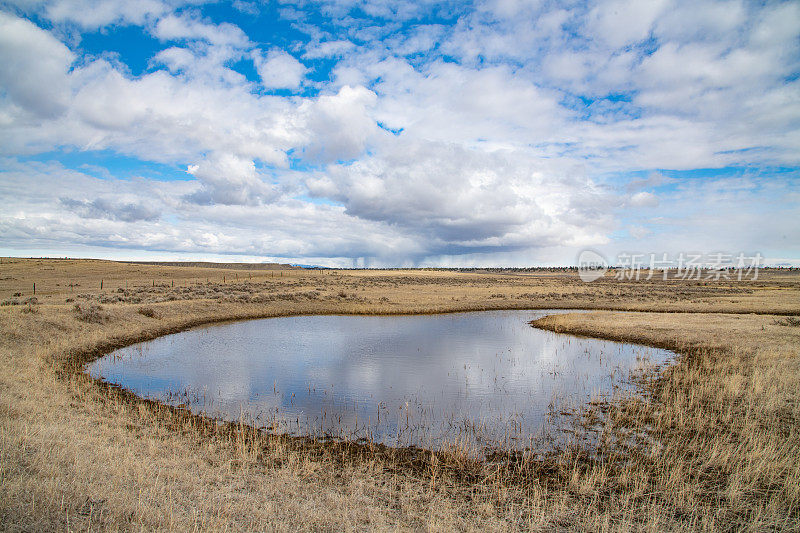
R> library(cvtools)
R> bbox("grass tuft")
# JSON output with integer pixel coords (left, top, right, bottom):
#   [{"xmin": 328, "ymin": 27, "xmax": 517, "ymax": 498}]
[{"xmin": 72, "ymin": 302, "xmax": 109, "ymax": 324}]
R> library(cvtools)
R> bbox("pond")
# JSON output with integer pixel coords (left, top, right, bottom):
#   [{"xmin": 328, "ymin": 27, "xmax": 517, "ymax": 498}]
[{"xmin": 88, "ymin": 310, "xmax": 674, "ymax": 452}]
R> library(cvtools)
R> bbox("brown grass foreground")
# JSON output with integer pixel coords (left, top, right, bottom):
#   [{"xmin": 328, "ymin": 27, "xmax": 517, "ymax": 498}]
[{"xmin": 1, "ymin": 258, "xmax": 799, "ymax": 531}]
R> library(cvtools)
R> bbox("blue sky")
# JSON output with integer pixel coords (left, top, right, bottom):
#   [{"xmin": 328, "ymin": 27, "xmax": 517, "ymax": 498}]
[{"xmin": 0, "ymin": 0, "xmax": 798, "ymax": 266}]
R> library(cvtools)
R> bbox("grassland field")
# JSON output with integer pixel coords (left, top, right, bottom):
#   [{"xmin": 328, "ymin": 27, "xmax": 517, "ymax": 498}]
[{"xmin": 1, "ymin": 258, "xmax": 799, "ymax": 531}]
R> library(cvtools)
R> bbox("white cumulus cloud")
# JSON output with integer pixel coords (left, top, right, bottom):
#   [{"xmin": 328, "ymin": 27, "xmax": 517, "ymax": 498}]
[{"xmin": 254, "ymin": 49, "xmax": 307, "ymax": 89}]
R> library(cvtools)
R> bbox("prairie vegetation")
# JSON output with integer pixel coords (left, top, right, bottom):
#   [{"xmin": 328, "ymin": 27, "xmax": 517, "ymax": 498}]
[{"xmin": 1, "ymin": 258, "xmax": 799, "ymax": 531}]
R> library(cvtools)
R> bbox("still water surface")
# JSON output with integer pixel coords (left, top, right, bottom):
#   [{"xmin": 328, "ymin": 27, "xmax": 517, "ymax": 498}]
[{"xmin": 88, "ymin": 311, "xmax": 674, "ymax": 450}]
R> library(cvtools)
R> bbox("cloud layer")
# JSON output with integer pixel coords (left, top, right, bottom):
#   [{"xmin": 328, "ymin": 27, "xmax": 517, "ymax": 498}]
[{"xmin": 0, "ymin": 0, "xmax": 798, "ymax": 265}]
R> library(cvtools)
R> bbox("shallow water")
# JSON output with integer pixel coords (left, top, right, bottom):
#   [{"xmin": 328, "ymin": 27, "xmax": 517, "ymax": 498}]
[{"xmin": 88, "ymin": 310, "xmax": 674, "ymax": 451}]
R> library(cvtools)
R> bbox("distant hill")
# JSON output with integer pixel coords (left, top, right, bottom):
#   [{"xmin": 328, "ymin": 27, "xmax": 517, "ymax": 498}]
[
  {"xmin": 290, "ymin": 264, "xmax": 332, "ymax": 269},
  {"xmin": 119, "ymin": 261, "xmax": 301, "ymax": 270}
]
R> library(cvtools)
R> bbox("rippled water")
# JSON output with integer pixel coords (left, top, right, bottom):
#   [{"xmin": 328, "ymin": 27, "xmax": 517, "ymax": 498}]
[{"xmin": 88, "ymin": 310, "xmax": 674, "ymax": 451}]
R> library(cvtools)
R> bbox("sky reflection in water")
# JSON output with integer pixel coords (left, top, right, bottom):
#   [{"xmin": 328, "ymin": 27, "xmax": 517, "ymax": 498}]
[{"xmin": 88, "ymin": 311, "xmax": 674, "ymax": 450}]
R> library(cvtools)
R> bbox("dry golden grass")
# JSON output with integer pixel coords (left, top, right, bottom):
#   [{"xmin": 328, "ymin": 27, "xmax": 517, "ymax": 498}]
[
  {"xmin": 533, "ymin": 312, "xmax": 800, "ymax": 531},
  {"xmin": 1, "ymin": 258, "xmax": 799, "ymax": 531}
]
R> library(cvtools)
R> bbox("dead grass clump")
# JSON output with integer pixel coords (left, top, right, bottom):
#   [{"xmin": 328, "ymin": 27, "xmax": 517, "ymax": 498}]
[
  {"xmin": 98, "ymin": 293, "xmax": 123, "ymax": 304},
  {"xmin": 72, "ymin": 302, "xmax": 109, "ymax": 324},
  {"xmin": 773, "ymin": 316, "xmax": 800, "ymax": 327},
  {"xmin": 136, "ymin": 306, "xmax": 159, "ymax": 319}
]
